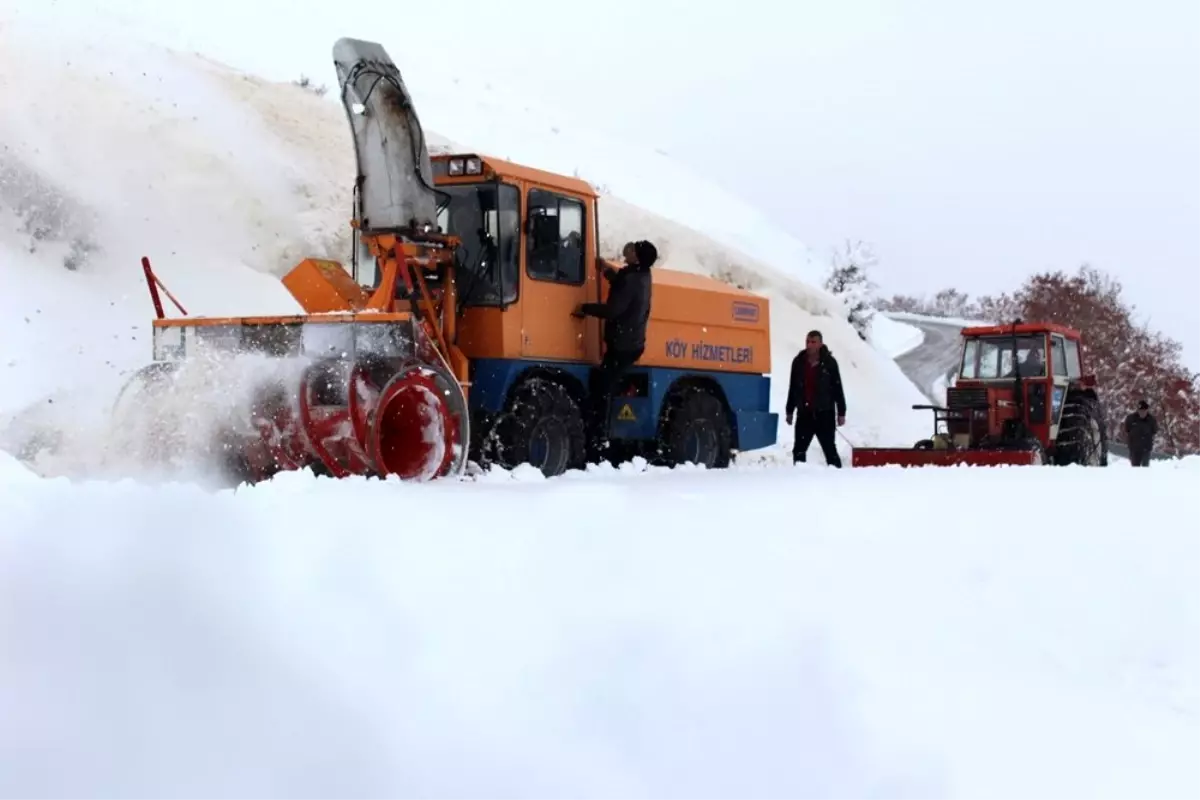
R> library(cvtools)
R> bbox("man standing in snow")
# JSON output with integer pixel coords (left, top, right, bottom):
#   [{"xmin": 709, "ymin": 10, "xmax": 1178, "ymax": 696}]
[
  {"xmin": 785, "ymin": 330, "xmax": 847, "ymax": 467},
  {"xmin": 575, "ymin": 239, "xmax": 657, "ymax": 454},
  {"xmin": 1123, "ymin": 400, "xmax": 1157, "ymax": 467}
]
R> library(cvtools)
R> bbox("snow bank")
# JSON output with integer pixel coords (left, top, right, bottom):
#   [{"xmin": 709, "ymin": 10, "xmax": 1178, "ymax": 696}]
[
  {"xmin": 1, "ymin": 460, "xmax": 1196, "ymax": 798},
  {"xmin": 870, "ymin": 314, "xmax": 925, "ymax": 358}
]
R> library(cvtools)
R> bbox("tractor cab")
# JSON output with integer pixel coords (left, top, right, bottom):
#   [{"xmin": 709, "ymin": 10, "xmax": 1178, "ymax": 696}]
[{"xmin": 950, "ymin": 322, "xmax": 1090, "ymax": 451}]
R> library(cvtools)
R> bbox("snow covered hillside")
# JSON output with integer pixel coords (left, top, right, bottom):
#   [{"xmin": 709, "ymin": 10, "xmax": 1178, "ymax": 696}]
[{"xmin": 0, "ymin": 11, "xmax": 927, "ymax": 472}]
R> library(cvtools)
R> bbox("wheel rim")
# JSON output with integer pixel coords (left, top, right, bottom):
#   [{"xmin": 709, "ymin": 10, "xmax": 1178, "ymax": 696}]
[
  {"xmin": 529, "ymin": 418, "xmax": 568, "ymax": 476},
  {"xmin": 530, "ymin": 424, "xmax": 551, "ymax": 468},
  {"xmin": 683, "ymin": 423, "xmax": 718, "ymax": 466},
  {"xmin": 1086, "ymin": 418, "xmax": 1102, "ymax": 466}
]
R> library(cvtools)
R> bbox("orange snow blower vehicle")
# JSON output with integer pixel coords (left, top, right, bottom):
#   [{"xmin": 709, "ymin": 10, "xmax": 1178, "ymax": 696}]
[
  {"xmin": 851, "ymin": 321, "xmax": 1109, "ymax": 468},
  {"xmin": 112, "ymin": 37, "xmax": 778, "ymax": 485}
]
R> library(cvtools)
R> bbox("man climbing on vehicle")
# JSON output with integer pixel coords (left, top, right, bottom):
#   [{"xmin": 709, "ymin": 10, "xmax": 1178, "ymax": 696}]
[
  {"xmin": 785, "ymin": 329, "xmax": 847, "ymax": 467},
  {"xmin": 574, "ymin": 239, "xmax": 657, "ymax": 454},
  {"xmin": 1123, "ymin": 399, "xmax": 1157, "ymax": 467}
]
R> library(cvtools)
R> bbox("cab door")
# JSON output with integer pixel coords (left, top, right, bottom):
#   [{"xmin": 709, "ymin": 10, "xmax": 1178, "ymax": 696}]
[
  {"xmin": 519, "ymin": 186, "xmax": 591, "ymax": 363},
  {"xmin": 1049, "ymin": 334, "xmax": 1072, "ymax": 431}
]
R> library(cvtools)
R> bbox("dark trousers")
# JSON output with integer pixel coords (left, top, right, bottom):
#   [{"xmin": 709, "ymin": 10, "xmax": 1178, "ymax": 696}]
[
  {"xmin": 794, "ymin": 408, "xmax": 842, "ymax": 467},
  {"xmin": 1129, "ymin": 448, "xmax": 1151, "ymax": 467},
  {"xmin": 589, "ymin": 347, "xmax": 643, "ymax": 450}
]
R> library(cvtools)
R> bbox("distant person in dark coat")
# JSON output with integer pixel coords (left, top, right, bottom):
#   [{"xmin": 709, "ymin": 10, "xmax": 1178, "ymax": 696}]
[
  {"xmin": 575, "ymin": 239, "xmax": 657, "ymax": 452},
  {"xmin": 785, "ymin": 330, "xmax": 847, "ymax": 467},
  {"xmin": 1123, "ymin": 400, "xmax": 1157, "ymax": 467}
]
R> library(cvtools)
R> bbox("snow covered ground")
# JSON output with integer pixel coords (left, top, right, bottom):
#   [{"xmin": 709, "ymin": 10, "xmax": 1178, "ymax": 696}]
[
  {"xmin": 1, "ymin": 450, "xmax": 1197, "ymax": 798},
  {"xmin": 871, "ymin": 315, "xmax": 925, "ymax": 358}
]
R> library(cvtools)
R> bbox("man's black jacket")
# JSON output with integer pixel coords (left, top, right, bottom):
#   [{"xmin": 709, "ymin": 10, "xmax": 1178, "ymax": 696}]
[
  {"xmin": 786, "ymin": 345, "xmax": 847, "ymax": 417},
  {"xmin": 1124, "ymin": 411, "xmax": 1157, "ymax": 453},
  {"xmin": 581, "ymin": 262, "xmax": 653, "ymax": 353}
]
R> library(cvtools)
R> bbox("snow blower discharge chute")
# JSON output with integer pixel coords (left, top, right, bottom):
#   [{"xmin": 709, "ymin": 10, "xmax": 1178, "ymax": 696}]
[{"xmin": 115, "ymin": 38, "xmax": 471, "ymax": 484}]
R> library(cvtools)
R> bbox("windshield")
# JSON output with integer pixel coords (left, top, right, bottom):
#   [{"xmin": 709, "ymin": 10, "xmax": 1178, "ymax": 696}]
[
  {"xmin": 436, "ymin": 182, "xmax": 519, "ymax": 307},
  {"xmin": 960, "ymin": 335, "xmax": 1047, "ymax": 379}
]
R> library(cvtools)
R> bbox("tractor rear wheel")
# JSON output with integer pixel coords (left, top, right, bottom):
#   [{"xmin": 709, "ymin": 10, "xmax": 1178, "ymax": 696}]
[
  {"xmin": 490, "ymin": 377, "xmax": 586, "ymax": 478},
  {"xmin": 658, "ymin": 385, "xmax": 733, "ymax": 469},
  {"xmin": 1055, "ymin": 394, "xmax": 1107, "ymax": 466}
]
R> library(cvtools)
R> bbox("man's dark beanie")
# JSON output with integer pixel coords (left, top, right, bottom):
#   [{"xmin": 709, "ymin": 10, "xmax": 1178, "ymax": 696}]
[{"xmin": 634, "ymin": 240, "xmax": 658, "ymax": 268}]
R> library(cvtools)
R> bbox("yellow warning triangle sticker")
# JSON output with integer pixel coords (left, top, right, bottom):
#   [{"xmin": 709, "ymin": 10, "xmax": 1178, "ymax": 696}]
[{"xmin": 617, "ymin": 404, "xmax": 636, "ymax": 421}]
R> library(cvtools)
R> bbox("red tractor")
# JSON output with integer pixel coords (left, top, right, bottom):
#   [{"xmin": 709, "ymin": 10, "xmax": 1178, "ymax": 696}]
[{"xmin": 853, "ymin": 321, "xmax": 1109, "ymax": 467}]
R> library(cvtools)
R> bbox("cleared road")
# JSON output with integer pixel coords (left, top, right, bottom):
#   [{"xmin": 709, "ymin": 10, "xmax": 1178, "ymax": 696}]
[{"xmin": 891, "ymin": 317, "xmax": 965, "ymax": 403}]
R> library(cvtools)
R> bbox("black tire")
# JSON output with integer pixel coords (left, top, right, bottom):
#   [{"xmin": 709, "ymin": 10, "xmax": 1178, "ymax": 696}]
[
  {"xmin": 1055, "ymin": 394, "xmax": 1107, "ymax": 466},
  {"xmin": 490, "ymin": 377, "xmax": 586, "ymax": 477},
  {"xmin": 658, "ymin": 386, "xmax": 733, "ymax": 469}
]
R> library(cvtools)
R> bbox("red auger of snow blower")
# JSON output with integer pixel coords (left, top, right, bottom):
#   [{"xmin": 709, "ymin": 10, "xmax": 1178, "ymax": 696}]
[{"xmin": 851, "ymin": 321, "xmax": 1109, "ymax": 468}]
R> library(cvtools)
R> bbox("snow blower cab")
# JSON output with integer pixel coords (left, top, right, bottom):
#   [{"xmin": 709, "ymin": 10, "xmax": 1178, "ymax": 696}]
[{"xmin": 851, "ymin": 322, "xmax": 1108, "ymax": 467}]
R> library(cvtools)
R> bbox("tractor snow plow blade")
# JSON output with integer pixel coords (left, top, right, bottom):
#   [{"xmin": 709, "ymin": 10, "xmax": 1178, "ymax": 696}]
[{"xmin": 851, "ymin": 447, "xmax": 1042, "ymax": 468}]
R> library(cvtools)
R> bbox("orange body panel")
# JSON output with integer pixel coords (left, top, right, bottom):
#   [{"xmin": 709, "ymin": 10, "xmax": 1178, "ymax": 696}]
[
  {"xmin": 633, "ymin": 268, "xmax": 770, "ymax": 375},
  {"xmin": 456, "ymin": 305, "xmax": 512, "ymax": 359},
  {"xmin": 283, "ymin": 258, "xmax": 370, "ymax": 313},
  {"xmin": 434, "ymin": 153, "xmax": 598, "ymax": 199},
  {"xmin": 453, "ymin": 265, "xmax": 769, "ymax": 374}
]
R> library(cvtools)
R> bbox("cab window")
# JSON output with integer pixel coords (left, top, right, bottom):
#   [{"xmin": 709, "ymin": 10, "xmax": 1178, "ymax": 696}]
[
  {"xmin": 435, "ymin": 182, "xmax": 519, "ymax": 306},
  {"xmin": 1062, "ymin": 338, "xmax": 1082, "ymax": 378},
  {"xmin": 961, "ymin": 335, "xmax": 1048, "ymax": 379},
  {"xmin": 526, "ymin": 188, "xmax": 585, "ymax": 285},
  {"xmin": 1051, "ymin": 335, "xmax": 1069, "ymax": 377}
]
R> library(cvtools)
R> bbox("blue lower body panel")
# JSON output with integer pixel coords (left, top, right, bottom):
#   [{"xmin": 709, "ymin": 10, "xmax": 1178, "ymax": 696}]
[
  {"xmin": 469, "ymin": 358, "xmax": 778, "ymax": 453},
  {"xmin": 734, "ymin": 410, "xmax": 779, "ymax": 452}
]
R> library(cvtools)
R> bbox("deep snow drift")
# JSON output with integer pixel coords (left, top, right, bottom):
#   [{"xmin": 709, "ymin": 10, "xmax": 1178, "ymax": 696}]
[
  {"xmin": 1, "ymin": 451, "xmax": 1197, "ymax": 798},
  {"xmin": 0, "ymin": 12, "xmax": 927, "ymax": 476}
]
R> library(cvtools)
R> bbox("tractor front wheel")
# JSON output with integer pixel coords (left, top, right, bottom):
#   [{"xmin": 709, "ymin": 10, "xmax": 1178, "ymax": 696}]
[{"xmin": 490, "ymin": 378, "xmax": 586, "ymax": 478}]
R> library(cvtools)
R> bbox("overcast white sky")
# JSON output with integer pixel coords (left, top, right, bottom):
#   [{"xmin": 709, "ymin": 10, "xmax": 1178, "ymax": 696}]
[{"xmin": 17, "ymin": 0, "xmax": 1200, "ymax": 367}]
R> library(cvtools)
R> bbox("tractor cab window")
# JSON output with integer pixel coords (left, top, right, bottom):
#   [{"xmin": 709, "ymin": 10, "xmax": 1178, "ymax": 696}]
[
  {"xmin": 435, "ymin": 182, "xmax": 519, "ymax": 307},
  {"xmin": 1051, "ymin": 335, "xmax": 1069, "ymax": 377},
  {"xmin": 526, "ymin": 188, "xmax": 585, "ymax": 285},
  {"xmin": 961, "ymin": 335, "xmax": 1048, "ymax": 380},
  {"xmin": 1062, "ymin": 338, "xmax": 1082, "ymax": 378}
]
